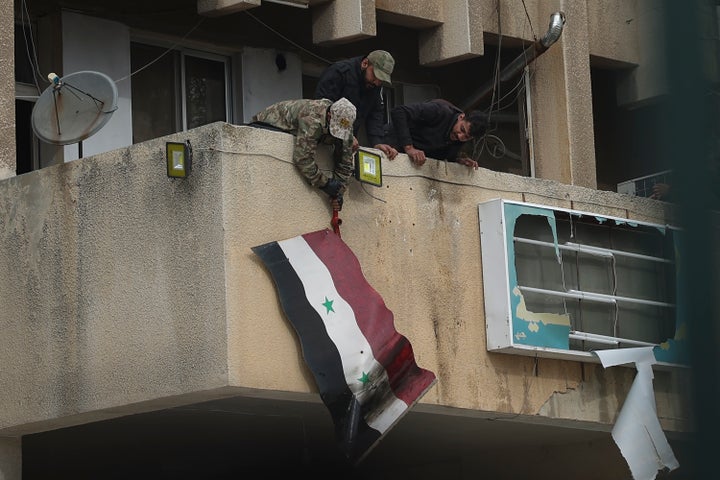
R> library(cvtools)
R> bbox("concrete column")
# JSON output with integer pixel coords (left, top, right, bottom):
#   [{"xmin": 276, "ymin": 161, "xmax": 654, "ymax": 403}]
[
  {"xmin": 375, "ymin": 0, "xmax": 442, "ymax": 25},
  {"xmin": 531, "ymin": 0, "xmax": 597, "ymax": 188},
  {"xmin": 419, "ymin": 0, "xmax": 484, "ymax": 66},
  {"xmin": 0, "ymin": 0, "xmax": 16, "ymax": 180},
  {"xmin": 312, "ymin": 0, "xmax": 376, "ymax": 45},
  {"xmin": 0, "ymin": 437, "xmax": 21, "ymax": 480},
  {"xmin": 616, "ymin": 0, "xmax": 666, "ymax": 106}
]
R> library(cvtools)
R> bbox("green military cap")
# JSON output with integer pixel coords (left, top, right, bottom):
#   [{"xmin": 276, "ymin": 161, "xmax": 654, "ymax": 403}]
[{"xmin": 367, "ymin": 50, "xmax": 394, "ymax": 85}]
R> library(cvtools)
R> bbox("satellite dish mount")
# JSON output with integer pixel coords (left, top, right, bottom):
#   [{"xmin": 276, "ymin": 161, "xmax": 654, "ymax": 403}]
[{"xmin": 31, "ymin": 70, "xmax": 119, "ymax": 158}]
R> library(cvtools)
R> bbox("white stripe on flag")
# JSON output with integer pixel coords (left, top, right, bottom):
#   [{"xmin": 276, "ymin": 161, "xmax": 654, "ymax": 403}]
[{"xmin": 278, "ymin": 235, "xmax": 408, "ymax": 433}]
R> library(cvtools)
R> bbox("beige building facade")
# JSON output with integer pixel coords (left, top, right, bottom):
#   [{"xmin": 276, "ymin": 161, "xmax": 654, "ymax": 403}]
[{"xmin": 1, "ymin": 1, "xmax": 709, "ymax": 478}]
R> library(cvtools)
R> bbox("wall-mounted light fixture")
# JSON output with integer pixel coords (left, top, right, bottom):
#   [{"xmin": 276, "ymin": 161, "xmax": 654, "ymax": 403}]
[
  {"xmin": 355, "ymin": 148, "xmax": 382, "ymax": 187},
  {"xmin": 166, "ymin": 140, "xmax": 192, "ymax": 178}
]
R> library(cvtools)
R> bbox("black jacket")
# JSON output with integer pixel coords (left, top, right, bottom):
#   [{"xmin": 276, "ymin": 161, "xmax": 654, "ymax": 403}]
[
  {"xmin": 385, "ymin": 99, "xmax": 465, "ymax": 161},
  {"xmin": 315, "ymin": 56, "xmax": 386, "ymax": 146}
]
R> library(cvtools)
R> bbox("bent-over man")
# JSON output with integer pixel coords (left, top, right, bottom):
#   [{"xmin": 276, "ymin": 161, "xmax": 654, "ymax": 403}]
[
  {"xmin": 376, "ymin": 99, "xmax": 487, "ymax": 169},
  {"xmin": 252, "ymin": 97, "xmax": 356, "ymax": 210}
]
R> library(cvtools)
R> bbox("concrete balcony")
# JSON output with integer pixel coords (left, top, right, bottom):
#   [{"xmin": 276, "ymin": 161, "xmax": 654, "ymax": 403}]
[{"xmin": 0, "ymin": 122, "xmax": 691, "ymax": 478}]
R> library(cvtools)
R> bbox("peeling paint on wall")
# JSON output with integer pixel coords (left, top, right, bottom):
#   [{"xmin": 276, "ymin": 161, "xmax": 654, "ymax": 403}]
[{"xmin": 512, "ymin": 285, "xmax": 571, "ymax": 346}]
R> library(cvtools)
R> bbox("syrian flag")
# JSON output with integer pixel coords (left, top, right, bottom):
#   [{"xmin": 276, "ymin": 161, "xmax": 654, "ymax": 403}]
[{"xmin": 252, "ymin": 229, "xmax": 437, "ymax": 465}]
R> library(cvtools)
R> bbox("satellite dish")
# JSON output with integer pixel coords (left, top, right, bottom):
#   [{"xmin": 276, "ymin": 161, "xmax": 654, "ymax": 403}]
[{"xmin": 31, "ymin": 70, "xmax": 118, "ymax": 155}]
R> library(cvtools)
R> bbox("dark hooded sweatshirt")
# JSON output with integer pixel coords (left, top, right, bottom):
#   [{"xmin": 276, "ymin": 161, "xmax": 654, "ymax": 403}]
[
  {"xmin": 314, "ymin": 56, "xmax": 386, "ymax": 146},
  {"xmin": 385, "ymin": 99, "xmax": 465, "ymax": 161}
]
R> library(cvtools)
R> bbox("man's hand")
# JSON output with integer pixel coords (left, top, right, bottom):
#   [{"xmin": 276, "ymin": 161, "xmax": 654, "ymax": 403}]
[
  {"xmin": 405, "ymin": 146, "xmax": 426, "ymax": 166},
  {"xmin": 321, "ymin": 178, "xmax": 345, "ymax": 210},
  {"xmin": 352, "ymin": 136, "xmax": 359, "ymax": 152},
  {"xmin": 650, "ymin": 183, "xmax": 671, "ymax": 200},
  {"xmin": 320, "ymin": 178, "xmax": 345, "ymax": 198},
  {"xmin": 374, "ymin": 143, "xmax": 398, "ymax": 160},
  {"xmin": 330, "ymin": 194, "xmax": 343, "ymax": 211},
  {"xmin": 457, "ymin": 156, "xmax": 479, "ymax": 170}
]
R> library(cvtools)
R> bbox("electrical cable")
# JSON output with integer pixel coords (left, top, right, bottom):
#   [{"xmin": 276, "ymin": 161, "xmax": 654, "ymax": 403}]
[
  {"xmin": 486, "ymin": 0, "xmax": 503, "ymax": 126},
  {"xmin": 198, "ymin": 142, "xmax": 674, "ymax": 219},
  {"xmin": 19, "ymin": 0, "xmax": 44, "ymax": 92},
  {"xmin": 521, "ymin": 0, "xmax": 537, "ymax": 42},
  {"xmin": 114, "ymin": 17, "xmax": 206, "ymax": 84}
]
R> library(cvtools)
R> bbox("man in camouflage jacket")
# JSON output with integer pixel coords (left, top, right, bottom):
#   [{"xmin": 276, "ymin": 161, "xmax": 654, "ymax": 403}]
[{"xmin": 252, "ymin": 97, "xmax": 356, "ymax": 209}]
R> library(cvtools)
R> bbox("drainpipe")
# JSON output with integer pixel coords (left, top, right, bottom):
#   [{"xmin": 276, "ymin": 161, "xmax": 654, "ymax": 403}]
[{"xmin": 460, "ymin": 11, "xmax": 566, "ymax": 112}]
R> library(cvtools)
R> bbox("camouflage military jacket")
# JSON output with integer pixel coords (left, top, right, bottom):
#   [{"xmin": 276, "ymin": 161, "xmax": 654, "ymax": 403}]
[{"xmin": 253, "ymin": 99, "xmax": 354, "ymax": 189}]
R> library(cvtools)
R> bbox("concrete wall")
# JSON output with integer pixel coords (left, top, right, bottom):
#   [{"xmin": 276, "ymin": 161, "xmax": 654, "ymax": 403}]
[
  {"xmin": 0, "ymin": 126, "xmax": 232, "ymax": 436},
  {"xmin": 240, "ymin": 47, "xmax": 303, "ymax": 123},
  {"xmin": 0, "ymin": 123, "xmax": 689, "ymax": 439},
  {"xmin": 0, "ymin": 0, "xmax": 14, "ymax": 180}
]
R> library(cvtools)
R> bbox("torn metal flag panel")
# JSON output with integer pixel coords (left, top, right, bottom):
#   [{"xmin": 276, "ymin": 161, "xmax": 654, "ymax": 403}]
[
  {"xmin": 252, "ymin": 229, "xmax": 437, "ymax": 465},
  {"xmin": 594, "ymin": 347, "xmax": 679, "ymax": 480}
]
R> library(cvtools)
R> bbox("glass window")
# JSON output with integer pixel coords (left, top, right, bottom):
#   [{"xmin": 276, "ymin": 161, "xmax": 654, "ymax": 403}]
[
  {"xmin": 184, "ymin": 55, "xmax": 227, "ymax": 129},
  {"xmin": 130, "ymin": 42, "xmax": 230, "ymax": 143},
  {"xmin": 131, "ymin": 43, "xmax": 180, "ymax": 144}
]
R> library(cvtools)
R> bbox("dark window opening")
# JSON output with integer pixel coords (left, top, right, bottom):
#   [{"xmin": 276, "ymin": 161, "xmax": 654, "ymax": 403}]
[
  {"xmin": 131, "ymin": 43, "xmax": 180, "ymax": 144},
  {"xmin": 441, "ymin": 43, "xmax": 530, "ymax": 176},
  {"xmin": 15, "ymin": 21, "xmax": 38, "ymax": 86},
  {"xmin": 15, "ymin": 100, "xmax": 36, "ymax": 175},
  {"xmin": 591, "ymin": 67, "xmax": 672, "ymax": 193}
]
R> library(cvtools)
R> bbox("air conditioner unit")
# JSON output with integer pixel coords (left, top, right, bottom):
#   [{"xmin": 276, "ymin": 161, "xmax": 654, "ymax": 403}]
[{"xmin": 617, "ymin": 170, "xmax": 672, "ymax": 197}]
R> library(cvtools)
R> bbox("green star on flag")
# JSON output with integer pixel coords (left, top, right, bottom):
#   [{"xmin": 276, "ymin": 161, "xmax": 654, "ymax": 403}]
[
  {"xmin": 358, "ymin": 372, "xmax": 370, "ymax": 384},
  {"xmin": 322, "ymin": 296, "xmax": 335, "ymax": 314}
]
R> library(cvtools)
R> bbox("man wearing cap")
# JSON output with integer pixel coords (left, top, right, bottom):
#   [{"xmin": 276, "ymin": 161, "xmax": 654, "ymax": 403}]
[
  {"xmin": 315, "ymin": 50, "xmax": 394, "ymax": 152},
  {"xmin": 252, "ymin": 97, "xmax": 356, "ymax": 210}
]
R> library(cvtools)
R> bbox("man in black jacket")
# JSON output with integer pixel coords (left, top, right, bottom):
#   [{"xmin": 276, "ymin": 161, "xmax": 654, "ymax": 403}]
[
  {"xmin": 376, "ymin": 99, "xmax": 488, "ymax": 169},
  {"xmin": 315, "ymin": 50, "xmax": 395, "ymax": 152}
]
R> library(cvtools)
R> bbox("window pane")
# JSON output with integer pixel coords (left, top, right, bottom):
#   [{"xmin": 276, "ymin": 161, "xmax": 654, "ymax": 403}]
[
  {"xmin": 131, "ymin": 43, "xmax": 179, "ymax": 143},
  {"xmin": 184, "ymin": 55, "xmax": 227, "ymax": 129}
]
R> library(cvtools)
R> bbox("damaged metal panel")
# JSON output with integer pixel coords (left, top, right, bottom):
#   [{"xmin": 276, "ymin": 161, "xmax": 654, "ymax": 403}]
[
  {"xmin": 479, "ymin": 198, "xmax": 687, "ymax": 368},
  {"xmin": 594, "ymin": 347, "xmax": 680, "ymax": 478}
]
